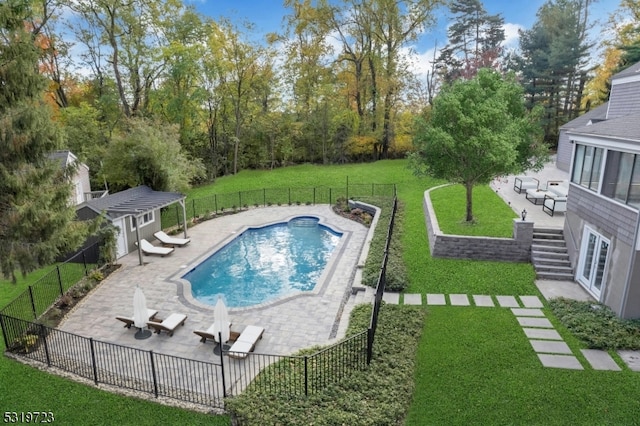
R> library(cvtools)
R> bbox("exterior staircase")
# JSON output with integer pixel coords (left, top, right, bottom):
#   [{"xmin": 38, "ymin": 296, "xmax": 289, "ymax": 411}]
[{"xmin": 531, "ymin": 227, "xmax": 574, "ymax": 280}]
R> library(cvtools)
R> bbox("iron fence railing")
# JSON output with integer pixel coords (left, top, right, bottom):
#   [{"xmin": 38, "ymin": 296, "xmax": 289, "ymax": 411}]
[
  {"xmin": 367, "ymin": 197, "xmax": 398, "ymax": 363},
  {"xmin": 0, "ymin": 243, "xmax": 102, "ymax": 322},
  {"xmin": 162, "ymin": 183, "xmax": 396, "ymax": 229}
]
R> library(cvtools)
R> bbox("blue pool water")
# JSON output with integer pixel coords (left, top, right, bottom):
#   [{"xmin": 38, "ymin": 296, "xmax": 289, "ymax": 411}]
[{"xmin": 183, "ymin": 217, "xmax": 342, "ymax": 308}]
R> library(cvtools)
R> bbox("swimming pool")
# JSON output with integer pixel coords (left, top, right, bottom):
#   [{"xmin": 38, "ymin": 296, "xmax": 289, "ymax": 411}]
[{"xmin": 183, "ymin": 217, "xmax": 343, "ymax": 308}]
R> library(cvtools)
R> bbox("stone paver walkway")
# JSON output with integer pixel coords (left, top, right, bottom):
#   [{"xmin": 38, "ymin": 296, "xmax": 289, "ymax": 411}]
[{"xmin": 381, "ymin": 292, "xmax": 632, "ymax": 371}]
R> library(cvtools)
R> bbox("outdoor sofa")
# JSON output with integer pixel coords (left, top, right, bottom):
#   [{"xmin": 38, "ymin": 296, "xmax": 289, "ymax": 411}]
[
  {"xmin": 542, "ymin": 181, "xmax": 569, "ymax": 216},
  {"xmin": 513, "ymin": 176, "xmax": 539, "ymax": 194}
]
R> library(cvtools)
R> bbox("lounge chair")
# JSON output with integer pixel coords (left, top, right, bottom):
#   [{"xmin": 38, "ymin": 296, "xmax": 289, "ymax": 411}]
[
  {"xmin": 137, "ymin": 239, "xmax": 174, "ymax": 256},
  {"xmin": 115, "ymin": 309, "xmax": 158, "ymax": 328},
  {"xmin": 227, "ymin": 325, "xmax": 265, "ymax": 359},
  {"xmin": 154, "ymin": 231, "xmax": 191, "ymax": 247},
  {"xmin": 194, "ymin": 322, "xmax": 233, "ymax": 343},
  {"xmin": 147, "ymin": 313, "xmax": 187, "ymax": 336}
]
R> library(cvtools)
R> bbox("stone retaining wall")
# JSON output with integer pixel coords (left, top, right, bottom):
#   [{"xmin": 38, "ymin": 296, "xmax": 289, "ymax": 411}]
[{"xmin": 424, "ymin": 185, "xmax": 533, "ymax": 262}]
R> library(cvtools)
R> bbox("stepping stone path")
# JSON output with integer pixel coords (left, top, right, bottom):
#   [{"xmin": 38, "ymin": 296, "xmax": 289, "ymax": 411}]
[{"xmin": 380, "ymin": 292, "xmax": 634, "ymax": 371}]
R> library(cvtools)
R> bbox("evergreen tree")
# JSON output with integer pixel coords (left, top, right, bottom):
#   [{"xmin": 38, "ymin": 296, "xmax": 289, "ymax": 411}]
[
  {"xmin": 437, "ymin": 0, "xmax": 505, "ymax": 81},
  {"xmin": 0, "ymin": 0, "xmax": 89, "ymax": 282},
  {"xmin": 516, "ymin": 0, "xmax": 593, "ymax": 146}
]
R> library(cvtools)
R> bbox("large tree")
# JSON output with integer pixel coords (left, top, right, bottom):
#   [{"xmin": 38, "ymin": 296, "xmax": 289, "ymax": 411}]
[
  {"xmin": 516, "ymin": 0, "xmax": 593, "ymax": 145},
  {"xmin": 0, "ymin": 0, "xmax": 90, "ymax": 282},
  {"xmin": 410, "ymin": 69, "xmax": 548, "ymax": 222}
]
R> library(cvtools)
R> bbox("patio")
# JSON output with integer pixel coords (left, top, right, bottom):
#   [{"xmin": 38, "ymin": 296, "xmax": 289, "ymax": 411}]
[{"xmin": 58, "ymin": 205, "xmax": 371, "ymax": 363}]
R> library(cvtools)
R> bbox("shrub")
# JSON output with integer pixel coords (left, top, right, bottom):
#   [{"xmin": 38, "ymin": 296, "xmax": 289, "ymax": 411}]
[
  {"xmin": 549, "ymin": 298, "xmax": 640, "ymax": 349},
  {"xmin": 88, "ymin": 270, "xmax": 104, "ymax": 283}
]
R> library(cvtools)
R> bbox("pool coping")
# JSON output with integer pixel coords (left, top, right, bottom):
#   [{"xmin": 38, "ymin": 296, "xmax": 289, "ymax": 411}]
[{"xmin": 169, "ymin": 213, "xmax": 355, "ymax": 314}]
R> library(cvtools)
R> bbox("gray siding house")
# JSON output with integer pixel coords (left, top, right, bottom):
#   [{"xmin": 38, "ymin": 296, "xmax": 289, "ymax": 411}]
[
  {"xmin": 560, "ymin": 61, "xmax": 640, "ymax": 318},
  {"xmin": 76, "ymin": 186, "xmax": 187, "ymax": 261}
]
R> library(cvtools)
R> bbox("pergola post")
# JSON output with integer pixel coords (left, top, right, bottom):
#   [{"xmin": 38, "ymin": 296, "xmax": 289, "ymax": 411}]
[
  {"xmin": 135, "ymin": 213, "xmax": 144, "ymax": 266},
  {"xmin": 179, "ymin": 199, "xmax": 188, "ymax": 238}
]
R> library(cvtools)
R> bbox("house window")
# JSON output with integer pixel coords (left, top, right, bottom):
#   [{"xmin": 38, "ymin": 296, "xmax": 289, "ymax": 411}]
[
  {"xmin": 572, "ymin": 144, "xmax": 603, "ymax": 191},
  {"xmin": 602, "ymin": 151, "xmax": 640, "ymax": 209},
  {"xmin": 130, "ymin": 211, "xmax": 154, "ymax": 231}
]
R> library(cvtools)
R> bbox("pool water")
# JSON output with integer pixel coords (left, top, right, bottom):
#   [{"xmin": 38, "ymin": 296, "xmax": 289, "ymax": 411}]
[{"xmin": 183, "ymin": 217, "xmax": 342, "ymax": 308}]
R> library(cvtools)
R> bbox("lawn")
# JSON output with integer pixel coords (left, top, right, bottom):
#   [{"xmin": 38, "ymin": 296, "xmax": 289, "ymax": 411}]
[{"xmin": 2, "ymin": 159, "xmax": 639, "ymax": 424}]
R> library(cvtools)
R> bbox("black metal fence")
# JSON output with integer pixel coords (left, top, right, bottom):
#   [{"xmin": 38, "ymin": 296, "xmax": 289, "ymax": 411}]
[
  {"xmin": 367, "ymin": 197, "xmax": 398, "ymax": 363},
  {"xmin": 0, "ymin": 243, "xmax": 102, "ymax": 323},
  {"xmin": 0, "ymin": 188, "xmax": 397, "ymax": 409},
  {"xmin": 162, "ymin": 183, "xmax": 396, "ymax": 229}
]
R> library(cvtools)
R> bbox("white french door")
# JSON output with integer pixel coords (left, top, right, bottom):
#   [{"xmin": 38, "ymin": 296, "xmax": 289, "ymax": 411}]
[{"xmin": 577, "ymin": 227, "xmax": 610, "ymax": 299}]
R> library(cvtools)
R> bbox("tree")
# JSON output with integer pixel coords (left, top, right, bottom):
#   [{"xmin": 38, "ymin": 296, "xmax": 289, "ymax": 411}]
[
  {"xmin": 436, "ymin": 0, "xmax": 505, "ymax": 81},
  {"xmin": 101, "ymin": 118, "xmax": 204, "ymax": 193},
  {"xmin": 0, "ymin": 0, "xmax": 91, "ymax": 282},
  {"xmin": 410, "ymin": 69, "xmax": 548, "ymax": 222},
  {"xmin": 516, "ymin": 0, "xmax": 593, "ymax": 145}
]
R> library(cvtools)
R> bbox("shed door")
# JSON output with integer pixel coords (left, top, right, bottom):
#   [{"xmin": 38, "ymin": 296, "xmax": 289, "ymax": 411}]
[{"xmin": 113, "ymin": 217, "xmax": 128, "ymax": 259}]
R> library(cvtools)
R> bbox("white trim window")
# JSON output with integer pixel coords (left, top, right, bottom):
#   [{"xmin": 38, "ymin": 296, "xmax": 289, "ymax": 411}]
[{"xmin": 130, "ymin": 211, "xmax": 154, "ymax": 231}]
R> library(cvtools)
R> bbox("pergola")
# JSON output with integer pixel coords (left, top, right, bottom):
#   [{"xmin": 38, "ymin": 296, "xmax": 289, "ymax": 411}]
[{"xmin": 86, "ymin": 186, "xmax": 188, "ymax": 265}]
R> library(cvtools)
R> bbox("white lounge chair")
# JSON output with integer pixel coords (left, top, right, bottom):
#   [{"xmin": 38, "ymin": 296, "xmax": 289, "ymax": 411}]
[
  {"xmin": 194, "ymin": 322, "xmax": 232, "ymax": 343},
  {"xmin": 137, "ymin": 239, "xmax": 174, "ymax": 256},
  {"xmin": 154, "ymin": 231, "xmax": 191, "ymax": 247},
  {"xmin": 115, "ymin": 309, "xmax": 158, "ymax": 328},
  {"xmin": 227, "ymin": 325, "xmax": 265, "ymax": 359},
  {"xmin": 147, "ymin": 313, "xmax": 187, "ymax": 336}
]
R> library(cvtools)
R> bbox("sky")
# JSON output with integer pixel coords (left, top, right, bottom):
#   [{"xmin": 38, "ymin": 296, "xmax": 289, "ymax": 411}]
[{"xmin": 190, "ymin": 0, "xmax": 623, "ymax": 78}]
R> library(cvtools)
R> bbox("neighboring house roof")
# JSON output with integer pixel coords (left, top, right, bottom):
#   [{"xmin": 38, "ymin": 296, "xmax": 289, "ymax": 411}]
[
  {"xmin": 48, "ymin": 150, "xmax": 90, "ymax": 171},
  {"xmin": 560, "ymin": 102, "xmax": 609, "ymax": 130},
  {"xmin": 611, "ymin": 61, "xmax": 640, "ymax": 81},
  {"xmin": 82, "ymin": 185, "xmax": 185, "ymax": 219},
  {"xmin": 567, "ymin": 111, "xmax": 640, "ymax": 144}
]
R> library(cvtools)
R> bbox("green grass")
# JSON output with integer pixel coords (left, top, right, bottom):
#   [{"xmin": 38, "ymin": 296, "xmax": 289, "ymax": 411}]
[
  {"xmin": 406, "ymin": 307, "xmax": 640, "ymax": 425},
  {"xmin": 430, "ymin": 184, "xmax": 518, "ymax": 237}
]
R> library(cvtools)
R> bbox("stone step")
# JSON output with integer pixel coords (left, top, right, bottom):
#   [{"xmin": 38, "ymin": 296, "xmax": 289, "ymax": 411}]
[
  {"xmin": 532, "ymin": 238, "xmax": 567, "ymax": 247},
  {"xmin": 536, "ymin": 271, "xmax": 575, "ymax": 280},
  {"xmin": 534, "ymin": 264, "xmax": 573, "ymax": 274},
  {"xmin": 533, "ymin": 227, "xmax": 564, "ymax": 235},
  {"xmin": 532, "ymin": 244, "xmax": 568, "ymax": 253},
  {"xmin": 532, "ymin": 250, "xmax": 569, "ymax": 260},
  {"xmin": 533, "ymin": 257, "xmax": 572, "ymax": 267},
  {"xmin": 533, "ymin": 232, "xmax": 566, "ymax": 241}
]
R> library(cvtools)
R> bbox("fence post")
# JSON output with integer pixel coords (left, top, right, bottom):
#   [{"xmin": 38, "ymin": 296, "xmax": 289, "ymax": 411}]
[
  {"xmin": 263, "ymin": 188, "xmax": 266, "ymax": 206},
  {"xmin": 214, "ymin": 194, "xmax": 218, "ymax": 214},
  {"xmin": 82, "ymin": 251, "xmax": 88, "ymax": 276},
  {"xmin": 27, "ymin": 286, "xmax": 37, "ymax": 320},
  {"xmin": 149, "ymin": 350, "xmax": 159, "ymax": 397},
  {"xmin": 239, "ymin": 192, "xmax": 242, "ymax": 209},
  {"xmin": 288, "ymin": 188, "xmax": 291, "ymax": 205},
  {"xmin": 56, "ymin": 266, "xmax": 64, "ymax": 297},
  {"xmin": 366, "ymin": 328, "xmax": 374, "ymax": 365},
  {"xmin": 0, "ymin": 315, "xmax": 8, "ymax": 348},
  {"xmin": 304, "ymin": 356, "xmax": 308, "ymax": 396},
  {"xmin": 89, "ymin": 338, "xmax": 98, "ymax": 384},
  {"xmin": 219, "ymin": 331, "xmax": 227, "ymax": 398},
  {"xmin": 192, "ymin": 199, "xmax": 196, "ymax": 220},
  {"xmin": 313, "ymin": 188, "xmax": 316, "ymax": 205},
  {"xmin": 40, "ymin": 323, "xmax": 51, "ymax": 366},
  {"xmin": 329, "ymin": 188, "xmax": 332, "ymax": 204},
  {"xmin": 346, "ymin": 176, "xmax": 349, "ymax": 201}
]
